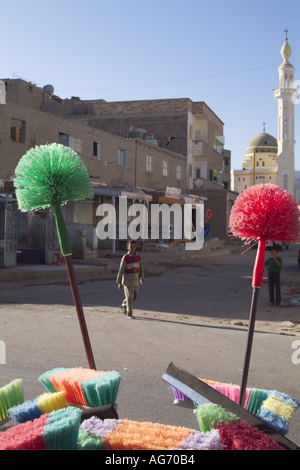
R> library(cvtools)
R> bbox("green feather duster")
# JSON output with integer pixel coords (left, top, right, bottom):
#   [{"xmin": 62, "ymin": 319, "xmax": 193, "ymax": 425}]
[
  {"xmin": 14, "ymin": 143, "xmax": 93, "ymax": 255},
  {"xmin": 14, "ymin": 143, "xmax": 96, "ymax": 369}
]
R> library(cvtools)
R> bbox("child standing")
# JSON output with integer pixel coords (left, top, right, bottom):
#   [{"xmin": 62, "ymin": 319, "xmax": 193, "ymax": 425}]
[
  {"xmin": 265, "ymin": 247, "xmax": 283, "ymax": 307},
  {"xmin": 117, "ymin": 240, "xmax": 145, "ymax": 319}
]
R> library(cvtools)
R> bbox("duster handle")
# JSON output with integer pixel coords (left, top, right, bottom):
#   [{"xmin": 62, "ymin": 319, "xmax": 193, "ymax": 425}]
[
  {"xmin": 53, "ymin": 203, "xmax": 96, "ymax": 370},
  {"xmin": 53, "ymin": 203, "xmax": 72, "ymax": 256},
  {"xmin": 252, "ymin": 239, "xmax": 266, "ymax": 288},
  {"xmin": 239, "ymin": 287, "xmax": 259, "ymax": 406},
  {"xmin": 65, "ymin": 255, "xmax": 96, "ymax": 370}
]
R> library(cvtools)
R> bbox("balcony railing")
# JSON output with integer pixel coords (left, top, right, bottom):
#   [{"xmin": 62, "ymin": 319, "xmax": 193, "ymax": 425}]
[{"xmin": 192, "ymin": 140, "xmax": 224, "ymax": 170}]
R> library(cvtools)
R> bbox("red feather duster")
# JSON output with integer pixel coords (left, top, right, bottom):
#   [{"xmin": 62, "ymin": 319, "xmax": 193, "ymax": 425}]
[
  {"xmin": 229, "ymin": 184, "xmax": 300, "ymax": 406},
  {"xmin": 229, "ymin": 184, "xmax": 300, "ymax": 244}
]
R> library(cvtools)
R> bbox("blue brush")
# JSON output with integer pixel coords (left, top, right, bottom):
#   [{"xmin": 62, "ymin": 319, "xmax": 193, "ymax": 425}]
[{"xmin": 8, "ymin": 398, "xmax": 42, "ymax": 423}]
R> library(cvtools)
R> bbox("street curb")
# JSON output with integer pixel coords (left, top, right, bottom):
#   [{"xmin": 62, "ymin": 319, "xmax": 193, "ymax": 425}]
[
  {"xmin": 0, "ymin": 265, "xmax": 115, "ymax": 282},
  {"xmin": 0, "ymin": 246, "xmax": 244, "ymax": 282},
  {"xmin": 154, "ymin": 247, "xmax": 243, "ymax": 265}
]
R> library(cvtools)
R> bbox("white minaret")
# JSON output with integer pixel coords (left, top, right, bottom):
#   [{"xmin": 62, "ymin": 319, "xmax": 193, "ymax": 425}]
[{"xmin": 274, "ymin": 29, "xmax": 295, "ymax": 196}]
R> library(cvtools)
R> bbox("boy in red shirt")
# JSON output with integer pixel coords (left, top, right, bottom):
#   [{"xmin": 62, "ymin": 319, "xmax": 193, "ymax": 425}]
[{"xmin": 117, "ymin": 240, "xmax": 145, "ymax": 319}]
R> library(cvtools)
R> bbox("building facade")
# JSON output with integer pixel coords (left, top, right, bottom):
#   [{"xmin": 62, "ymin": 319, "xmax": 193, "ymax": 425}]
[
  {"xmin": 0, "ymin": 79, "xmax": 191, "ymax": 264},
  {"xmin": 58, "ymin": 97, "xmax": 231, "ymax": 194},
  {"xmin": 231, "ymin": 129, "xmax": 278, "ymax": 193},
  {"xmin": 0, "ymin": 79, "xmax": 187, "ymax": 194}
]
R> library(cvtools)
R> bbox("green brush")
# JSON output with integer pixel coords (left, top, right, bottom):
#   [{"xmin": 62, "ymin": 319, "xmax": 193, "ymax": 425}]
[
  {"xmin": 14, "ymin": 143, "xmax": 96, "ymax": 369},
  {"xmin": 0, "ymin": 379, "xmax": 24, "ymax": 421}
]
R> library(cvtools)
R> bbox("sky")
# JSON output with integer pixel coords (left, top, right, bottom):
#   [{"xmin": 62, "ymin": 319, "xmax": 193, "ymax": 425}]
[{"xmin": 1, "ymin": 0, "xmax": 299, "ymax": 171}]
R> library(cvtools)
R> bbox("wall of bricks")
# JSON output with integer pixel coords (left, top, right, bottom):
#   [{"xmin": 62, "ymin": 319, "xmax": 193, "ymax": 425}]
[{"xmin": 0, "ymin": 83, "xmax": 188, "ymax": 194}]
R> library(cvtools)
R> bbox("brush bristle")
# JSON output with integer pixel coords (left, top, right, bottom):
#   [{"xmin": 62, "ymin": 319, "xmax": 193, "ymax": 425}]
[
  {"xmin": 14, "ymin": 143, "xmax": 94, "ymax": 212},
  {"xmin": 0, "ymin": 379, "xmax": 24, "ymax": 421},
  {"xmin": 8, "ymin": 397, "xmax": 42, "ymax": 423},
  {"xmin": 229, "ymin": 184, "xmax": 300, "ymax": 243},
  {"xmin": 195, "ymin": 403, "xmax": 239, "ymax": 433},
  {"xmin": 46, "ymin": 367, "xmax": 108, "ymax": 406},
  {"xmin": 0, "ymin": 407, "xmax": 82, "ymax": 450},
  {"xmin": 37, "ymin": 392, "xmax": 69, "ymax": 414}
]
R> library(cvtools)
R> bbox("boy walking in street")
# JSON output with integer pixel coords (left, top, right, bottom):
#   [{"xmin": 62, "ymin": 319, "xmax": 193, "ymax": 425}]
[
  {"xmin": 117, "ymin": 240, "xmax": 145, "ymax": 319},
  {"xmin": 265, "ymin": 247, "xmax": 283, "ymax": 307}
]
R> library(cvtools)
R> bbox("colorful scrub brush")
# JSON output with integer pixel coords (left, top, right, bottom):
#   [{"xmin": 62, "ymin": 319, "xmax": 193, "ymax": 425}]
[
  {"xmin": 38, "ymin": 367, "xmax": 72, "ymax": 393},
  {"xmin": 0, "ymin": 379, "xmax": 24, "ymax": 422},
  {"xmin": 8, "ymin": 397, "xmax": 42, "ymax": 423},
  {"xmin": 39, "ymin": 367, "xmax": 121, "ymax": 408},
  {"xmin": 14, "ymin": 143, "xmax": 96, "ymax": 369},
  {"xmin": 79, "ymin": 417, "xmax": 224, "ymax": 450},
  {"xmin": 170, "ymin": 373, "xmax": 298, "ymax": 436},
  {"xmin": 195, "ymin": 403, "xmax": 285, "ymax": 450},
  {"xmin": 256, "ymin": 392, "xmax": 299, "ymax": 436},
  {"xmin": 79, "ymin": 415, "xmax": 286, "ymax": 451},
  {"xmin": 172, "ymin": 378, "xmax": 273, "ymax": 416},
  {"xmin": 8, "ymin": 391, "xmax": 69, "ymax": 424},
  {"xmin": 162, "ymin": 362, "xmax": 299, "ymax": 449},
  {"xmin": 0, "ymin": 406, "xmax": 81, "ymax": 450},
  {"xmin": 229, "ymin": 184, "xmax": 300, "ymax": 406}
]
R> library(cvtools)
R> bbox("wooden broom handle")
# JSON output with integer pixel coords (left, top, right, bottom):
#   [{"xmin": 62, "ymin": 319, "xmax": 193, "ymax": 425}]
[{"xmin": 64, "ymin": 255, "xmax": 96, "ymax": 370}]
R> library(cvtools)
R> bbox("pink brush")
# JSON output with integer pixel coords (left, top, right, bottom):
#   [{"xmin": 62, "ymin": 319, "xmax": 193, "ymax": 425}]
[{"xmin": 229, "ymin": 184, "xmax": 300, "ymax": 406}]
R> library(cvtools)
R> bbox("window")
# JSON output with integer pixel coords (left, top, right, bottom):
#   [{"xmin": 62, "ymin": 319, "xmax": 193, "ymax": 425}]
[
  {"xmin": 163, "ymin": 160, "xmax": 168, "ymax": 177},
  {"xmin": 196, "ymin": 168, "xmax": 201, "ymax": 179},
  {"xmin": 146, "ymin": 155, "xmax": 152, "ymax": 172},
  {"xmin": 177, "ymin": 165, "xmax": 181, "ymax": 180},
  {"xmin": 58, "ymin": 132, "xmax": 69, "ymax": 146},
  {"xmin": 93, "ymin": 141, "xmax": 102, "ymax": 161},
  {"xmin": 117, "ymin": 148, "xmax": 125, "ymax": 167},
  {"xmin": 11, "ymin": 118, "xmax": 25, "ymax": 143}
]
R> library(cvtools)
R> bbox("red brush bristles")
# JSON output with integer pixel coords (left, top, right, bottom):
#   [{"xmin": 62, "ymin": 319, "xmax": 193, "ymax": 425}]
[
  {"xmin": 216, "ymin": 421, "xmax": 285, "ymax": 450},
  {"xmin": 229, "ymin": 184, "xmax": 300, "ymax": 244}
]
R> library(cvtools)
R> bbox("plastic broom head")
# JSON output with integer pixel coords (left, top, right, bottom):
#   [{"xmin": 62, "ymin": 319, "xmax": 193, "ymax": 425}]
[
  {"xmin": 229, "ymin": 183, "xmax": 300, "ymax": 245},
  {"xmin": 14, "ymin": 143, "xmax": 93, "ymax": 211},
  {"xmin": 14, "ymin": 143, "xmax": 93, "ymax": 255}
]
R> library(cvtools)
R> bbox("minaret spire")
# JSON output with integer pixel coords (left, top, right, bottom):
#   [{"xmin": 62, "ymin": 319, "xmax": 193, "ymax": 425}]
[
  {"xmin": 284, "ymin": 28, "xmax": 288, "ymax": 41},
  {"xmin": 274, "ymin": 30, "xmax": 295, "ymax": 196}
]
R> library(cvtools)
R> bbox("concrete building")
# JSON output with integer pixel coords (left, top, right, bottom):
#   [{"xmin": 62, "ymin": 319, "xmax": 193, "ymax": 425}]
[
  {"xmin": 0, "ymin": 79, "xmax": 187, "ymax": 194},
  {"xmin": 58, "ymin": 96, "xmax": 235, "ymax": 239},
  {"xmin": 0, "ymin": 79, "xmax": 192, "ymax": 264},
  {"xmin": 60, "ymin": 97, "xmax": 231, "ymax": 194}
]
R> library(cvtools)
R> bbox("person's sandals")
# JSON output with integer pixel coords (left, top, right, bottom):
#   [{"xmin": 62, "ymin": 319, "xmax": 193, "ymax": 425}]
[{"xmin": 120, "ymin": 304, "xmax": 127, "ymax": 315}]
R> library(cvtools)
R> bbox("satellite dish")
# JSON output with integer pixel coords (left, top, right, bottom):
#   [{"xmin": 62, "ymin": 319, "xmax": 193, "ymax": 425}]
[{"xmin": 43, "ymin": 84, "xmax": 54, "ymax": 95}]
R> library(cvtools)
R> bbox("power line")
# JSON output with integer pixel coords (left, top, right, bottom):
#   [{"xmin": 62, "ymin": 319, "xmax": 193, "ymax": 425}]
[{"xmin": 56, "ymin": 59, "xmax": 300, "ymax": 94}]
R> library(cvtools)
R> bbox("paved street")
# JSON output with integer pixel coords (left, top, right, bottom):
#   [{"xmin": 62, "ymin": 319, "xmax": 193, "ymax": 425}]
[{"xmin": 0, "ymin": 242, "xmax": 299, "ymax": 445}]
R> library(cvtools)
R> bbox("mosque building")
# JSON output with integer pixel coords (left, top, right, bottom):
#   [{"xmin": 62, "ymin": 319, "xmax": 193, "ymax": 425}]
[{"xmin": 231, "ymin": 30, "xmax": 299, "ymax": 203}]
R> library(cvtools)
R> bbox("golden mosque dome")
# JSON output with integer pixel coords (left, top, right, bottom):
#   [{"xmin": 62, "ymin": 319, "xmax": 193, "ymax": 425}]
[{"xmin": 246, "ymin": 132, "xmax": 277, "ymax": 152}]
